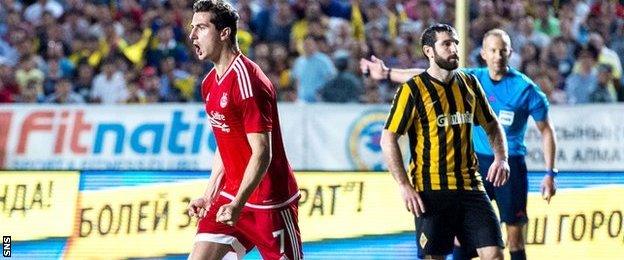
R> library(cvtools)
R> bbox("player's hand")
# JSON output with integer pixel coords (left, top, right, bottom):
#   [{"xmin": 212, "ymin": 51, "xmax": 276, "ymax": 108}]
[
  {"xmin": 399, "ymin": 183, "xmax": 426, "ymax": 217},
  {"xmin": 540, "ymin": 175, "xmax": 556, "ymax": 203},
  {"xmin": 486, "ymin": 159, "xmax": 510, "ymax": 187},
  {"xmin": 216, "ymin": 202, "xmax": 243, "ymax": 226},
  {"xmin": 359, "ymin": 55, "xmax": 387, "ymax": 80},
  {"xmin": 187, "ymin": 197, "xmax": 211, "ymax": 219}
]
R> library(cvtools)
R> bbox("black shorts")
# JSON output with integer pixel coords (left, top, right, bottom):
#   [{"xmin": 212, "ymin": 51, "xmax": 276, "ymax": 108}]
[
  {"xmin": 415, "ymin": 190, "xmax": 504, "ymax": 258},
  {"xmin": 478, "ymin": 154, "xmax": 529, "ymax": 225}
]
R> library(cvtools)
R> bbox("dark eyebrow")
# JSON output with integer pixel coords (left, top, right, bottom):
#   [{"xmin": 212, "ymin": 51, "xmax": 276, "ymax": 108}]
[{"xmin": 190, "ymin": 23, "xmax": 210, "ymax": 29}]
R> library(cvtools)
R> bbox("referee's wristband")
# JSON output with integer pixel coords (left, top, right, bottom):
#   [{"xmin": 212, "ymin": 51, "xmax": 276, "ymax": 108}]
[
  {"xmin": 386, "ymin": 68, "xmax": 392, "ymax": 81},
  {"xmin": 545, "ymin": 169, "xmax": 558, "ymax": 178}
]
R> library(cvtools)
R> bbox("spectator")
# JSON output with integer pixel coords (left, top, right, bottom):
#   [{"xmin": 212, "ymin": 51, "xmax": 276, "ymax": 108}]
[
  {"xmin": 470, "ymin": 0, "xmax": 506, "ymax": 45},
  {"xmin": 0, "ymin": 63, "xmax": 15, "ymax": 103},
  {"xmin": 45, "ymin": 78, "xmax": 84, "ymax": 104},
  {"xmin": 590, "ymin": 64, "xmax": 617, "ymax": 103},
  {"xmin": 23, "ymin": 0, "xmax": 64, "ymax": 26},
  {"xmin": 512, "ymin": 16, "xmax": 551, "ymax": 51},
  {"xmin": 90, "ymin": 58, "xmax": 128, "ymax": 104},
  {"xmin": 320, "ymin": 0, "xmax": 352, "ymax": 20},
  {"xmin": 588, "ymin": 32, "xmax": 623, "ymax": 89},
  {"xmin": 533, "ymin": 4, "xmax": 560, "ymax": 37},
  {"xmin": 0, "ymin": 61, "xmax": 20, "ymax": 97},
  {"xmin": 0, "ymin": 0, "xmax": 621, "ymax": 105},
  {"xmin": 73, "ymin": 61, "xmax": 95, "ymax": 101},
  {"xmin": 265, "ymin": 0, "xmax": 295, "ymax": 45},
  {"xmin": 292, "ymin": 36, "xmax": 336, "ymax": 102},
  {"xmin": 546, "ymin": 36, "xmax": 575, "ymax": 79},
  {"xmin": 19, "ymin": 79, "xmax": 44, "ymax": 103},
  {"xmin": 147, "ymin": 23, "xmax": 189, "ymax": 68},
  {"xmin": 15, "ymin": 54, "xmax": 44, "ymax": 97},
  {"xmin": 318, "ymin": 51, "xmax": 362, "ymax": 103},
  {"xmin": 535, "ymin": 73, "xmax": 566, "ymax": 104},
  {"xmin": 291, "ymin": 1, "xmax": 325, "ymax": 53},
  {"xmin": 158, "ymin": 56, "xmax": 194, "ymax": 102},
  {"xmin": 566, "ymin": 45, "xmax": 599, "ymax": 104},
  {"xmin": 126, "ymin": 80, "xmax": 147, "ymax": 104}
]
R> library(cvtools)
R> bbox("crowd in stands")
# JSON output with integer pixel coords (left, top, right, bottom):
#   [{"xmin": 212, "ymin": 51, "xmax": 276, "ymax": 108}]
[{"xmin": 1, "ymin": 0, "xmax": 623, "ymax": 104}]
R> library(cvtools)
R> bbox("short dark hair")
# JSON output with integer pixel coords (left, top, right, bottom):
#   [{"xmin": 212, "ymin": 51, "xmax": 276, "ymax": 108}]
[
  {"xmin": 420, "ymin": 24, "xmax": 457, "ymax": 55},
  {"xmin": 193, "ymin": 0, "xmax": 239, "ymax": 47},
  {"xmin": 574, "ymin": 44, "xmax": 599, "ymax": 60}
]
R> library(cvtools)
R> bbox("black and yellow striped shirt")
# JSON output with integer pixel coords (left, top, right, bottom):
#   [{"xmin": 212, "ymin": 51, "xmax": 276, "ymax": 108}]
[{"xmin": 384, "ymin": 71, "xmax": 496, "ymax": 191}]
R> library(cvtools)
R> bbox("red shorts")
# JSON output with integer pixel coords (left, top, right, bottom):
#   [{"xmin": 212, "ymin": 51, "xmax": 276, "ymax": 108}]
[{"xmin": 196, "ymin": 195, "xmax": 303, "ymax": 260}]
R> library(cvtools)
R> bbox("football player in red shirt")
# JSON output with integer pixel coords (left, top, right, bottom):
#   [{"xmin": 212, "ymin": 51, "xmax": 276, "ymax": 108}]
[{"xmin": 186, "ymin": 1, "xmax": 302, "ymax": 259}]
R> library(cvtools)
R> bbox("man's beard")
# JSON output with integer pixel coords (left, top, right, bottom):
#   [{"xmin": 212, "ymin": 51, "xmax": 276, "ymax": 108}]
[{"xmin": 434, "ymin": 51, "xmax": 459, "ymax": 70}]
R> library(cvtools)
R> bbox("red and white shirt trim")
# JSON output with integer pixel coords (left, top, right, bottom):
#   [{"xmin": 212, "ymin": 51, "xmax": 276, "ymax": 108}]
[
  {"xmin": 233, "ymin": 58, "xmax": 253, "ymax": 100},
  {"xmin": 219, "ymin": 191, "xmax": 300, "ymax": 210}
]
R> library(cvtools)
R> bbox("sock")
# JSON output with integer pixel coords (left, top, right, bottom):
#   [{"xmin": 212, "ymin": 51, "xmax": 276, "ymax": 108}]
[{"xmin": 510, "ymin": 249, "xmax": 526, "ymax": 260}]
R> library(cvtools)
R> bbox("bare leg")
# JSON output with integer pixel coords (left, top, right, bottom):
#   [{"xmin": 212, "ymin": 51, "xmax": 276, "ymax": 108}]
[
  {"xmin": 188, "ymin": 241, "xmax": 232, "ymax": 260},
  {"xmin": 422, "ymin": 255, "xmax": 447, "ymax": 260},
  {"xmin": 506, "ymin": 224, "xmax": 525, "ymax": 251},
  {"xmin": 476, "ymin": 246, "xmax": 504, "ymax": 260}
]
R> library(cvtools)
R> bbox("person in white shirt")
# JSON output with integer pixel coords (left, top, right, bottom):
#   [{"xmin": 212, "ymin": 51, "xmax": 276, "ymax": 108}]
[{"xmin": 90, "ymin": 58, "xmax": 128, "ymax": 104}]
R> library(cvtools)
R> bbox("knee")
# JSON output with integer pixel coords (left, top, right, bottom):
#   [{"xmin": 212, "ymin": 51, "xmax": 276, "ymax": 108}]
[
  {"xmin": 506, "ymin": 225, "xmax": 525, "ymax": 251},
  {"xmin": 477, "ymin": 246, "xmax": 504, "ymax": 260}
]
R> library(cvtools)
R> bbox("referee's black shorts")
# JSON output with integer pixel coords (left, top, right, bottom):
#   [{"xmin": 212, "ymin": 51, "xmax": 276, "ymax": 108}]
[
  {"xmin": 478, "ymin": 153, "xmax": 529, "ymax": 225},
  {"xmin": 415, "ymin": 190, "xmax": 504, "ymax": 258}
]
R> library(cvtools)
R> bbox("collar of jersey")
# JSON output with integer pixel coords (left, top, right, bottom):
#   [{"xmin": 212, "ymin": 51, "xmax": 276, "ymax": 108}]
[{"xmin": 216, "ymin": 53, "xmax": 242, "ymax": 85}]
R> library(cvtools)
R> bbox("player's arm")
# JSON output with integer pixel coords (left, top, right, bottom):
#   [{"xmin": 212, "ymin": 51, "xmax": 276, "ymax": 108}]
[
  {"xmin": 536, "ymin": 118, "xmax": 557, "ymax": 202},
  {"xmin": 381, "ymin": 83, "xmax": 424, "ymax": 216},
  {"xmin": 472, "ymin": 74, "xmax": 510, "ymax": 187},
  {"xmin": 482, "ymin": 118, "xmax": 510, "ymax": 187},
  {"xmin": 216, "ymin": 132, "xmax": 272, "ymax": 225},
  {"xmin": 360, "ymin": 55, "xmax": 424, "ymax": 83},
  {"xmin": 380, "ymin": 130, "xmax": 425, "ymax": 217},
  {"xmin": 204, "ymin": 149, "xmax": 225, "ymax": 201},
  {"xmin": 231, "ymin": 132, "xmax": 271, "ymax": 206},
  {"xmin": 188, "ymin": 149, "xmax": 225, "ymax": 218}
]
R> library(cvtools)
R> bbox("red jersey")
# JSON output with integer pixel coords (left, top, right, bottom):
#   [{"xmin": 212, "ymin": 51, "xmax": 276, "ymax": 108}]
[{"xmin": 202, "ymin": 54, "xmax": 299, "ymax": 208}]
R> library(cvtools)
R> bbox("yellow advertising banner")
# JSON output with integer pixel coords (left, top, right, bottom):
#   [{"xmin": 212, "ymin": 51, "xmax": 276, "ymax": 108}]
[
  {"xmin": 523, "ymin": 186, "xmax": 624, "ymax": 259},
  {"xmin": 0, "ymin": 171, "xmax": 80, "ymax": 241},
  {"xmin": 63, "ymin": 181, "xmax": 205, "ymax": 259},
  {"xmin": 60, "ymin": 172, "xmax": 624, "ymax": 259},
  {"xmin": 62, "ymin": 173, "xmax": 413, "ymax": 259},
  {"xmin": 296, "ymin": 172, "xmax": 413, "ymax": 241}
]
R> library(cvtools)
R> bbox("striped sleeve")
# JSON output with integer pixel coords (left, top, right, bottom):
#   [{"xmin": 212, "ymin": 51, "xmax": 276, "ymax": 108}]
[
  {"xmin": 384, "ymin": 82, "xmax": 416, "ymax": 135},
  {"xmin": 470, "ymin": 74, "xmax": 496, "ymax": 126}
]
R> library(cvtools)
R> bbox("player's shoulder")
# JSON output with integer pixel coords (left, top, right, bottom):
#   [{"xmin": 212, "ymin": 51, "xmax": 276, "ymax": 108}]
[
  {"xmin": 233, "ymin": 54, "xmax": 274, "ymax": 97},
  {"xmin": 507, "ymin": 68, "xmax": 536, "ymax": 87},
  {"xmin": 456, "ymin": 68, "xmax": 481, "ymax": 85},
  {"xmin": 460, "ymin": 67, "xmax": 487, "ymax": 77},
  {"xmin": 509, "ymin": 69, "xmax": 546, "ymax": 98},
  {"xmin": 234, "ymin": 54, "xmax": 269, "ymax": 81}
]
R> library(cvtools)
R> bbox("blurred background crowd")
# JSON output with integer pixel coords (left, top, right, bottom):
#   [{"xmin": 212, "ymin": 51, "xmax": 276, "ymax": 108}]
[{"xmin": 1, "ymin": 0, "xmax": 623, "ymax": 105}]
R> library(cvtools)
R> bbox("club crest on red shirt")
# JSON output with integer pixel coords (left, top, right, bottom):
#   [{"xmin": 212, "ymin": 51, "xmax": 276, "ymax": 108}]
[{"xmin": 220, "ymin": 93, "xmax": 228, "ymax": 108}]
